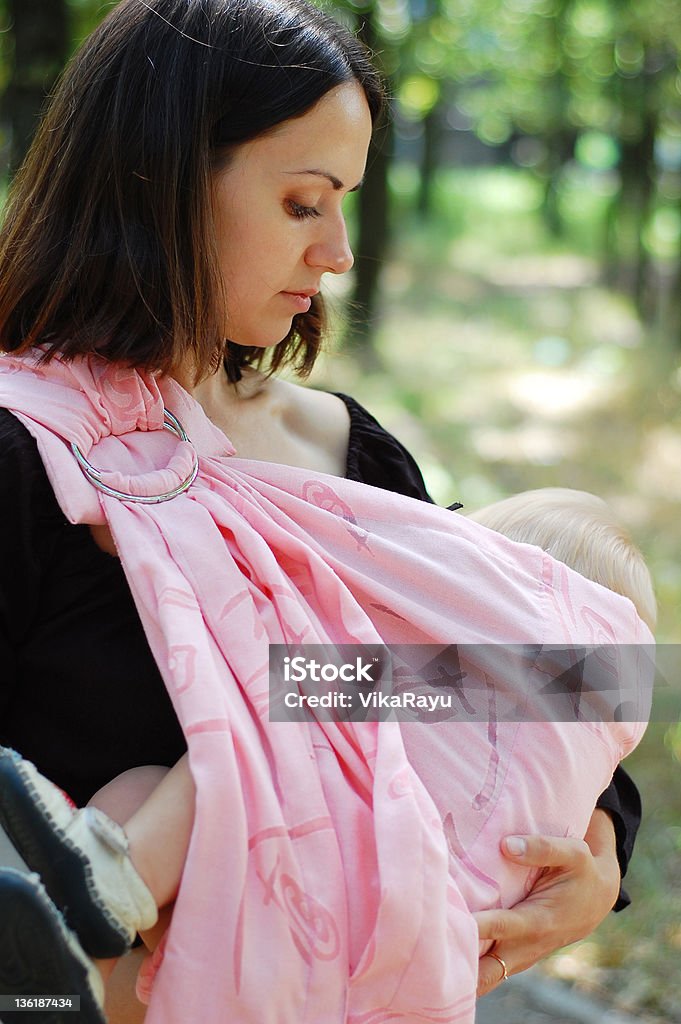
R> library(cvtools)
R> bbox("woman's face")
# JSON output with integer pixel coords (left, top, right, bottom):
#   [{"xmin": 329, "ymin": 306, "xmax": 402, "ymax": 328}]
[{"xmin": 212, "ymin": 82, "xmax": 373, "ymax": 348}]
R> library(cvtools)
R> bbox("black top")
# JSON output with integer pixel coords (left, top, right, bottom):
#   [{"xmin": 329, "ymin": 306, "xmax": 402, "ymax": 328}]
[{"xmin": 0, "ymin": 397, "xmax": 637, "ymax": 906}]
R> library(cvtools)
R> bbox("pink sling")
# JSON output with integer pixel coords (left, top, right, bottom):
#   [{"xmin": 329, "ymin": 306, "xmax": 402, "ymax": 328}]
[{"xmin": 0, "ymin": 352, "xmax": 652, "ymax": 1024}]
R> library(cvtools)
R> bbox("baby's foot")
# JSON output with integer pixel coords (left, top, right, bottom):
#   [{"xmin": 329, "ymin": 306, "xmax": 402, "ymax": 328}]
[
  {"xmin": 0, "ymin": 747, "xmax": 157, "ymax": 958},
  {"xmin": 0, "ymin": 868, "xmax": 106, "ymax": 1023}
]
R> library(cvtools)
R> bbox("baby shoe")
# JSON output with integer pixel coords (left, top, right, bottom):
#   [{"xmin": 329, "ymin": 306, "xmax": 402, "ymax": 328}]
[
  {"xmin": 0, "ymin": 868, "xmax": 106, "ymax": 1024},
  {"xmin": 0, "ymin": 747, "xmax": 158, "ymax": 959}
]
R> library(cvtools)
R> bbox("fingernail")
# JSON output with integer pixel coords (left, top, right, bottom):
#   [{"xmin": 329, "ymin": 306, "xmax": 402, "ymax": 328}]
[{"xmin": 505, "ymin": 836, "xmax": 527, "ymax": 856}]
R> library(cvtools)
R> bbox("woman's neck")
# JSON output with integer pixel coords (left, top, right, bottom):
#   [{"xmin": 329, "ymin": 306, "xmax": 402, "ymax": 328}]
[
  {"xmin": 191, "ymin": 365, "xmax": 267, "ymax": 418},
  {"xmin": 180, "ymin": 362, "xmax": 349, "ymax": 476}
]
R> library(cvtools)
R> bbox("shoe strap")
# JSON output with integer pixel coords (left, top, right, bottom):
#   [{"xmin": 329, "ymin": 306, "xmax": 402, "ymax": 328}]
[{"xmin": 82, "ymin": 806, "xmax": 130, "ymax": 857}]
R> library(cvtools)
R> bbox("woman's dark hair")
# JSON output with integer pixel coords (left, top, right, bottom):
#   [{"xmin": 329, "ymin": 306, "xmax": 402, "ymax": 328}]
[{"xmin": 0, "ymin": 0, "xmax": 384, "ymax": 382}]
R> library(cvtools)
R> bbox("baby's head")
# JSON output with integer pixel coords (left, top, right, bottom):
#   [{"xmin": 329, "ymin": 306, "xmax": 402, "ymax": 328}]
[{"xmin": 468, "ymin": 487, "xmax": 657, "ymax": 632}]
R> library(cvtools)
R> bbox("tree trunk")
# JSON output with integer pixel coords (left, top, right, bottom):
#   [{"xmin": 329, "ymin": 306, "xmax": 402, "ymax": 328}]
[
  {"xmin": 608, "ymin": 63, "xmax": 658, "ymax": 319},
  {"xmin": 416, "ymin": 102, "xmax": 442, "ymax": 219},
  {"xmin": 541, "ymin": 128, "xmax": 576, "ymax": 237},
  {"xmin": 349, "ymin": 117, "xmax": 393, "ymax": 362},
  {"xmin": 3, "ymin": 0, "xmax": 70, "ymax": 175},
  {"xmin": 347, "ymin": 6, "xmax": 394, "ymax": 364},
  {"xmin": 619, "ymin": 137, "xmax": 654, "ymax": 299},
  {"xmin": 538, "ymin": 0, "xmax": 576, "ymax": 237}
]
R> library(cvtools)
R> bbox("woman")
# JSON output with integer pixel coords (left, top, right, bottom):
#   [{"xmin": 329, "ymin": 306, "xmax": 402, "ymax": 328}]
[{"xmin": 0, "ymin": 0, "xmax": 644, "ymax": 1020}]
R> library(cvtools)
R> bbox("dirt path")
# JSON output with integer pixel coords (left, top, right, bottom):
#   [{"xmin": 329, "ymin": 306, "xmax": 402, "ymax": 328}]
[{"xmin": 476, "ymin": 968, "xmax": 662, "ymax": 1024}]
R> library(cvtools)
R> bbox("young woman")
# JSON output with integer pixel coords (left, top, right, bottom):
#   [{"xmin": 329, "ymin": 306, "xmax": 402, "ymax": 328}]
[{"xmin": 0, "ymin": 1, "xmax": 646, "ymax": 1021}]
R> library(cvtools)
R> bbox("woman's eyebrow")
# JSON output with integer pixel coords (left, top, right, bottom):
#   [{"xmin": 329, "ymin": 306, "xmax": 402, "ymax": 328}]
[{"xmin": 285, "ymin": 169, "xmax": 364, "ymax": 192}]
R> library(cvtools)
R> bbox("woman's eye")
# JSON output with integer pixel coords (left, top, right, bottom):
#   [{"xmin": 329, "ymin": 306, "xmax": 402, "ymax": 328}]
[{"xmin": 285, "ymin": 199, "xmax": 321, "ymax": 220}]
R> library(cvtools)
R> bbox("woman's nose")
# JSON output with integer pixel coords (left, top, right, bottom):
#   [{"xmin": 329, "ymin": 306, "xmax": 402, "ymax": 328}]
[{"xmin": 306, "ymin": 215, "xmax": 354, "ymax": 275}]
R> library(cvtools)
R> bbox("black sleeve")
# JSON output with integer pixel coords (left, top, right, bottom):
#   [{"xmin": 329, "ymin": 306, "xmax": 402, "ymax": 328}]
[
  {"xmin": 0, "ymin": 409, "xmax": 58, "ymax": 729},
  {"xmin": 0, "ymin": 408, "xmax": 187, "ymax": 807},
  {"xmin": 337, "ymin": 393, "xmax": 437, "ymax": 502},
  {"xmin": 596, "ymin": 765, "xmax": 641, "ymax": 910}
]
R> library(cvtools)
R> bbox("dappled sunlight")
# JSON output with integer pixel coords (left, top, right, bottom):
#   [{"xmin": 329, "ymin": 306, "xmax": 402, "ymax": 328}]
[
  {"xmin": 606, "ymin": 492, "xmax": 657, "ymax": 532},
  {"xmin": 504, "ymin": 368, "xmax": 615, "ymax": 419},
  {"xmin": 442, "ymin": 170, "xmax": 543, "ymax": 214},
  {"xmin": 478, "ymin": 253, "xmax": 600, "ymax": 290},
  {"xmin": 666, "ymin": 924, "xmax": 681, "ymax": 951},
  {"xmin": 378, "ymin": 308, "xmax": 529, "ymax": 373},
  {"xmin": 550, "ymin": 941, "xmax": 603, "ymax": 981},
  {"xmin": 425, "ymin": 375, "xmax": 509, "ymax": 424},
  {"xmin": 530, "ymin": 295, "xmax": 574, "ymax": 336},
  {"xmin": 574, "ymin": 290, "xmax": 644, "ymax": 348},
  {"xmin": 636, "ymin": 427, "xmax": 681, "ymax": 501},
  {"xmin": 384, "ymin": 260, "xmax": 490, "ymax": 304},
  {"xmin": 471, "ymin": 423, "xmax": 579, "ymax": 464}
]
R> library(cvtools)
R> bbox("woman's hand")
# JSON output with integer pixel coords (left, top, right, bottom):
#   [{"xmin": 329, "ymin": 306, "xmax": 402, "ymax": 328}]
[{"xmin": 474, "ymin": 808, "xmax": 622, "ymax": 996}]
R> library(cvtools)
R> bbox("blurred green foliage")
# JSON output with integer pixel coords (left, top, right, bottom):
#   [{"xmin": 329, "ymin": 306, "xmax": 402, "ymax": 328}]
[{"xmin": 332, "ymin": 0, "xmax": 681, "ymax": 342}]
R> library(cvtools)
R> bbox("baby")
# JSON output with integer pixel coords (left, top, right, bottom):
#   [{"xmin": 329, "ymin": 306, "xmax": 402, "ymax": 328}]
[{"xmin": 468, "ymin": 487, "xmax": 655, "ymax": 631}]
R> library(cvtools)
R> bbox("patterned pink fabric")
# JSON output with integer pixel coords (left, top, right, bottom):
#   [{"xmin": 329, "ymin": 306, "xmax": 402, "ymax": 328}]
[{"xmin": 0, "ymin": 353, "xmax": 652, "ymax": 1024}]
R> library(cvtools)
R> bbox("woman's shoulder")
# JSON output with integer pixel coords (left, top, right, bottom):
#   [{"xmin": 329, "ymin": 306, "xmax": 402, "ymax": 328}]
[
  {"xmin": 260, "ymin": 378, "xmax": 435, "ymax": 502},
  {"xmin": 270, "ymin": 377, "xmax": 351, "ymax": 475},
  {"xmin": 276, "ymin": 384, "xmax": 435, "ymax": 501},
  {"xmin": 276, "ymin": 378, "xmax": 350, "ymax": 437}
]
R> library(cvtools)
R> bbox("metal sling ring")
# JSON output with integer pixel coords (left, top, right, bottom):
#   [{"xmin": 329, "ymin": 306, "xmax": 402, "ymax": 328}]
[{"xmin": 71, "ymin": 408, "xmax": 199, "ymax": 504}]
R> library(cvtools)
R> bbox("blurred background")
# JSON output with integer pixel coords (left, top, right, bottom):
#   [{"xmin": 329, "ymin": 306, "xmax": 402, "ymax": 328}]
[{"xmin": 1, "ymin": 0, "xmax": 679, "ymax": 1018}]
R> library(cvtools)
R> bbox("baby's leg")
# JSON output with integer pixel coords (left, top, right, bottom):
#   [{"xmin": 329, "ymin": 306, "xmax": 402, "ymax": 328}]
[
  {"xmin": 0, "ymin": 751, "xmax": 198, "ymax": 1022},
  {"xmin": 83, "ymin": 754, "xmax": 197, "ymax": 960},
  {"xmin": 89, "ymin": 763, "xmax": 183, "ymax": 950},
  {"xmin": 0, "ymin": 750, "xmax": 196, "ymax": 951},
  {"xmin": 87, "ymin": 761, "xmax": 196, "ymax": 1024},
  {"xmin": 120, "ymin": 754, "xmax": 196, "ymax": 912},
  {"xmin": 89, "ymin": 765, "xmax": 171, "ymax": 825}
]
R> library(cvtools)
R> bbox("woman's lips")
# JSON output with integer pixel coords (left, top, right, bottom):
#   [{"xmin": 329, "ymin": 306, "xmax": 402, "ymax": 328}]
[{"xmin": 280, "ymin": 291, "xmax": 314, "ymax": 312}]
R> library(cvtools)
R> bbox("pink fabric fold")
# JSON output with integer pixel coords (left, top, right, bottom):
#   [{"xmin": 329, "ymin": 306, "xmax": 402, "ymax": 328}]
[{"xmin": 0, "ymin": 353, "xmax": 652, "ymax": 1024}]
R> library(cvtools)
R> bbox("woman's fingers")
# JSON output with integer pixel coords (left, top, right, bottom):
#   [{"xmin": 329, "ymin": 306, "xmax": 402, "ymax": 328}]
[
  {"xmin": 499, "ymin": 833, "xmax": 590, "ymax": 868},
  {"xmin": 475, "ymin": 899, "xmax": 566, "ymax": 997},
  {"xmin": 477, "ymin": 948, "xmax": 511, "ymax": 994},
  {"xmin": 475, "ymin": 903, "xmax": 558, "ymax": 996},
  {"xmin": 475, "ymin": 906, "xmax": 540, "ymax": 946},
  {"xmin": 474, "ymin": 819, "xmax": 621, "ymax": 998}
]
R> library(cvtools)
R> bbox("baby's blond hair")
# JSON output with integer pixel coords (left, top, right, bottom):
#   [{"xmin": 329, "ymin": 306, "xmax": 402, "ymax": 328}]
[{"xmin": 468, "ymin": 488, "xmax": 656, "ymax": 633}]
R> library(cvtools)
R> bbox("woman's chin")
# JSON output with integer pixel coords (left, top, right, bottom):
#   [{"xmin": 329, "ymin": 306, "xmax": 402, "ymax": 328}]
[{"xmin": 227, "ymin": 327, "xmax": 292, "ymax": 351}]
